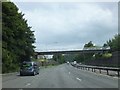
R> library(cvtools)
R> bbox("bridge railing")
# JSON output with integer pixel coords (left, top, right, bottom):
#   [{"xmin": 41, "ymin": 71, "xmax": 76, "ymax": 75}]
[
  {"xmin": 71, "ymin": 64, "xmax": 120, "ymax": 77},
  {"xmin": 83, "ymin": 46, "xmax": 110, "ymax": 50}
]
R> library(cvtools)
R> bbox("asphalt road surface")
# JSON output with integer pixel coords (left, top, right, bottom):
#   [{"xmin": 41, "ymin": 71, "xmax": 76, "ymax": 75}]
[{"xmin": 2, "ymin": 64, "xmax": 119, "ymax": 88}]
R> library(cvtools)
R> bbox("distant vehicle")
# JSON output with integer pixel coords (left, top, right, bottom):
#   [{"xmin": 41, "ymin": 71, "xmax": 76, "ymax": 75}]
[
  {"xmin": 73, "ymin": 61, "xmax": 77, "ymax": 65},
  {"xmin": 70, "ymin": 61, "xmax": 77, "ymax": 67},
  {"xmin": 67, "ymin": 61, "xmax": 69, "ymax": 64},
  {"xmin": 20, "ymin": 61, "xmax": 39, "ymax": 76}
]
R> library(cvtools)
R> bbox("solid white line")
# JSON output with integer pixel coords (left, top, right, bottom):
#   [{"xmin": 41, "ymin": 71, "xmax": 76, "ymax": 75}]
[
  {"xmin": 76, "ymin": 77, "xmax": 82, "ymax": 81},
  {"xmin": 1, "ymin": 72, "xmax": 18, "ymax": 76}
]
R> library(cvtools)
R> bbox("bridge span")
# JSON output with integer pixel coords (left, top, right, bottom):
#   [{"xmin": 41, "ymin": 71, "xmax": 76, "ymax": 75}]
[{"xmin": 35, "ymin": 49, "xmax": 110, "ymax": 55}]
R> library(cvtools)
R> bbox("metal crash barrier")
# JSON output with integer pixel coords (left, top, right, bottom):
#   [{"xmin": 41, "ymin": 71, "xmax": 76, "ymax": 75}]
[{"xmin": 71, "ymin": 64, "xmax": 120, "ymax": 77}]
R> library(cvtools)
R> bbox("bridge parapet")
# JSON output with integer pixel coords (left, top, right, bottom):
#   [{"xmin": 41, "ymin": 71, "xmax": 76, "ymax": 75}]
[{"xmin": 83, "ymin": 46, "xmax": 110, "ymax": 50}]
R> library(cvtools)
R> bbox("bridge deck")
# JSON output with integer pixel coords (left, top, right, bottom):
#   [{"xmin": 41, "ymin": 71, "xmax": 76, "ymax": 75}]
[{"xmin": 35, "ymin": 49, "xmax": 110, "ymax": 55}]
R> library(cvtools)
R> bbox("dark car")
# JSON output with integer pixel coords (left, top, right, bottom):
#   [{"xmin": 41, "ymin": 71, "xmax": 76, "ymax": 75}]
[{"xmin": 20, "ymin": 61, "xmax": 39, "ymax": 76}]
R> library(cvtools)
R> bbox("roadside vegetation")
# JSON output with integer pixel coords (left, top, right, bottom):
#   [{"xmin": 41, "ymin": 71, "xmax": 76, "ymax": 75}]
[
  {"xmin": 2, "ymin": 2, "xmax": 35, "ymax": 73},
  {"xmin": 52, "ymin": 34, "xmax": 120, "ymax": 67}
]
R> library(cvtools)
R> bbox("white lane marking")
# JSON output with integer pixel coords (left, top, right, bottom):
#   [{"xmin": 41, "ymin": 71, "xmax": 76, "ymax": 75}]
[
  {"xmin": 69, "ymin": 72, "xmax": 71, "ymax": 74},
  {"xmin": 18, "ymin": 89, "xmax": 23, "ymax": 90},
  {"xmin": 1, "ymin": 72, "xmax": 18, "ymax": 76},
  {"xmin": 25, "ymin": 83, "xmax": 31, "ymax": 86},
  {"xmin": 113, "ymin": 77, "xmax": 119, "ymax": 79},
  {"xmin": 76, "ymin": 77, "xmax": 82, "ymax": 81}
]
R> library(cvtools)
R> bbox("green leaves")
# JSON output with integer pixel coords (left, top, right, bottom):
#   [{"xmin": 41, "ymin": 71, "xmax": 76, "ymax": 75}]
[
  {"xmin": 2, "ymin": 2, "xmax": 35, "ymax": 73},
  {"xmin": 53, "ymin": 54, "xmax": 65, "ymax": 64},
  {"xmin": 84, "ymin": 41, "xmax": 94, "ymax": 48},
  {"xmin": 106, "ymin": 34, "xmax": 120, "ymax": 51}
]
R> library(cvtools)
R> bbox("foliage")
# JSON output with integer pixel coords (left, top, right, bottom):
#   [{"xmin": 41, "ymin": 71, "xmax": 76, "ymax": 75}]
[
  {"xmin": 84, "ymin": 41, "xmax": 94, "ymax": 48},
  {"xmin": 71, "ymin": 41, "xmax": 95, "ymax": 63},
  {"xmin": 2, "ymin": 2, "xmax": 35, "ymax": 73},
  {"xmin": 83, "ymin": 41, "xmax": 95, "ymax": 61},
  {"xmin": 52, "ymin": 54, "xmax": 65, "ymax": 64},
  {"xmin": 74, "ymin": 54, "xmax": 85, "ymax": 63},
  {"xmin": 102, "ymin": 53, "xmax": 112, "ymax": 58},
  {"xmin": 106, "ymin": 34, "xmax": 120, "ymax": 51},
  {"xmin": 60, "ymin": 54, "xmax": 76, "ymax": 62}
]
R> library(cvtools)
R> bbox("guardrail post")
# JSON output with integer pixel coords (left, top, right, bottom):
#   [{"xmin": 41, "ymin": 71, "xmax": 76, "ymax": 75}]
[
  {"xmin": 81, "ymin": 67, "xmax": 82, "ymax": 69},
  {"xmin": 117, "ymin": 71, "xmax": 119, "ymax": 77},
  {"xmin": 107, "ymin": 70, "xmax": 109, "ymax": 75},
  {"xmin": 99, "ymin": 69, "xmax": 101, "ymax": 73},
  {"xmin": 88, "ymin": 68, "xmax": 90, "ymax": 71},
  {"xmin": 77, "ymin": 64, "xmax": 119, "ymax": 77},
  {"xmin": 92, "ymin": 68, "xmax": 93, "ymax": 72}
]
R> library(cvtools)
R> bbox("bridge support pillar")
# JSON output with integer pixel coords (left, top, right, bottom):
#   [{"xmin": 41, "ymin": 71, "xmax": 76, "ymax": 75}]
[{"xmin": 35, "ymin": 55, "xmax": 38, "ymax": 59}]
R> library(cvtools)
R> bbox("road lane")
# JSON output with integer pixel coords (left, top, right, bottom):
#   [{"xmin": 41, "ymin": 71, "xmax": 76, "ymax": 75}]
[
  {"xmin": 2, "ymin": 64, "xmax": 119, "ymax": 88},
  {"xmin": 65, "ymin": 64, "xmax": 118, "ymax": 88}
]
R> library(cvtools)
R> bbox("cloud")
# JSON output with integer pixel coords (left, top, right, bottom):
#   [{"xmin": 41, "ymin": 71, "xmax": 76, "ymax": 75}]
[{"xmin": 15, "ymin": 2, "xmax": 118, "ymax": 51}]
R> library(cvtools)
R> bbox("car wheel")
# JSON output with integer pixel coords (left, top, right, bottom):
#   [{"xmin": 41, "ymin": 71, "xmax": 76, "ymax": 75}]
[
  {"xmin": 33, "ymin": 71, "xmax": 36, "ymax": 76},
  {"xmin": 20, "ymin": 72, "xmax": 23, "ymax": 76},
  {"xmin": 37, "ymin": 72, "xmax": 39, "ymax": 74}
]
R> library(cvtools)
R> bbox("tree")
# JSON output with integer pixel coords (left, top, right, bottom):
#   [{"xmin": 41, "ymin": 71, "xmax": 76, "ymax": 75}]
[
  {"xmin": 83, "ymin": 41, "xmax": 95, "ymax": 61},
  {"xmin": 2, "ymin": 2, "xmax": 35, "ymax": 73},
  {"xmin": 53, "ymin": 54, "xmax": 65, "ymax": 64},
  {"xmin": 74, "ymin": 54, "xmax": 84, "ymax": 63},
  {"xmin": 84, "ymin": 41, "xmax": 94, "ymax": 48},
  {"xmin": 105, "ymin": 34, "xmax": 120, "ymax": 51},
  {"xmin": 103, "ymin": 43, "xmax": 108, "ymax": 47}
]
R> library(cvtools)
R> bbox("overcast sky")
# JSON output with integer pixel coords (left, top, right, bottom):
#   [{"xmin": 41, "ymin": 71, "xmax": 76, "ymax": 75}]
[{"xmin": 14, "ymin": 2, "xmax": 118, "ymax": 52}]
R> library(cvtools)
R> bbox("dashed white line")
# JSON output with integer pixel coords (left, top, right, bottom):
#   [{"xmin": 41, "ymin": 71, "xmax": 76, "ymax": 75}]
[
  {"xmin": 113, "ymin": 77, "xmax": 119, "ymax": 79},
  {"xmin": 25, "ymin": 83, "xmax": 31, "ymax": 86},
  {"xmin": 76, "ymin": 77, "xmax": 82, "ymax": 81},
  {"xmin": 18, "ymin": 89, "xmax": 23, "ymax": 90}
]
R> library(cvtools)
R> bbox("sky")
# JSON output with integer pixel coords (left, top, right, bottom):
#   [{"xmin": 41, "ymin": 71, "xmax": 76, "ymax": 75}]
[{"xmin": 14, "ymin": 1, "xmax": 118, "ymax": 52}]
